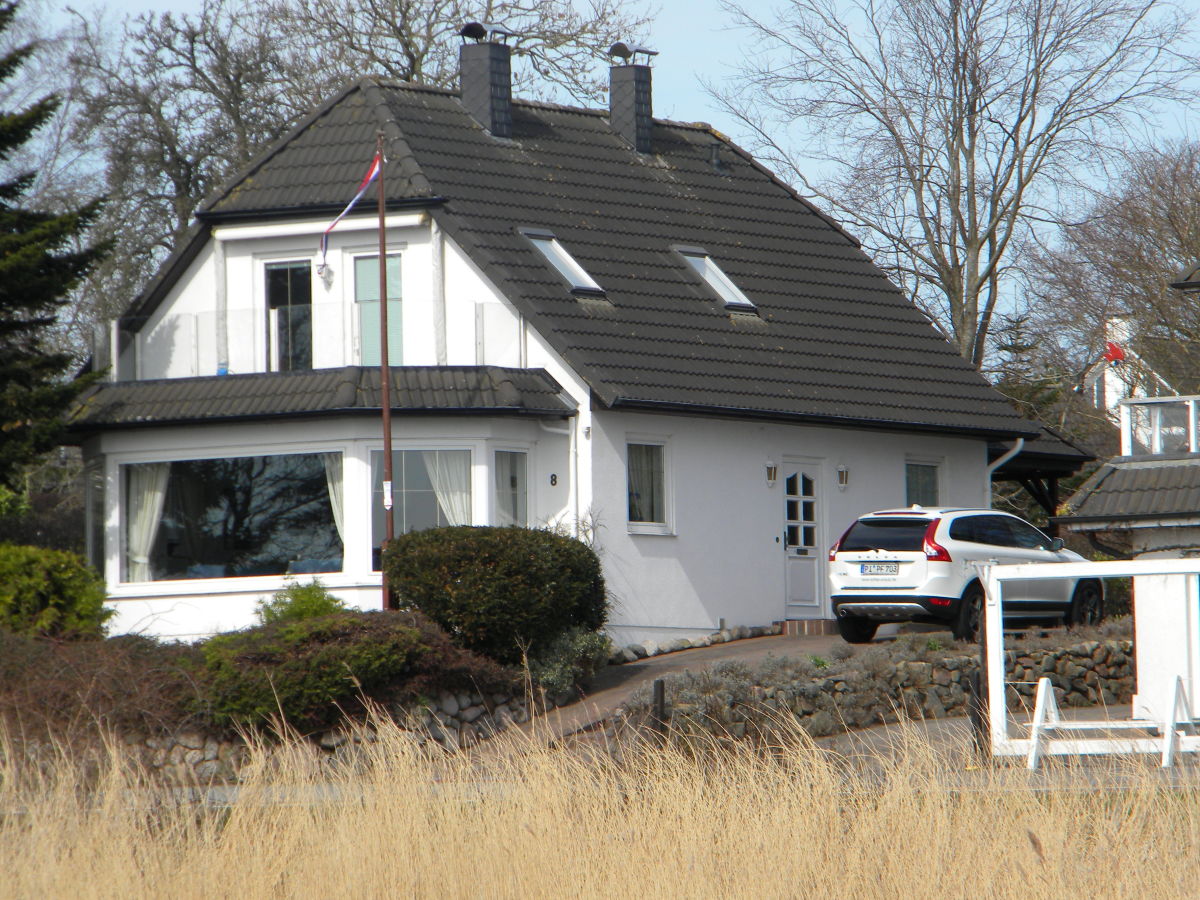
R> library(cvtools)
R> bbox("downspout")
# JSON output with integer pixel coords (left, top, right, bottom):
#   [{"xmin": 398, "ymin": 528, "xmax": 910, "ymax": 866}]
[
  {"xmin": 540, "ymin": 419, "xmax": 578, "ymax": 535},
  {"xmin": 985, "ymin": 438, "xmax": 1024, "ymax": 509},
  {"xmin": 432, "ymin": 217, "xmax": 447, "ymax": 364}
]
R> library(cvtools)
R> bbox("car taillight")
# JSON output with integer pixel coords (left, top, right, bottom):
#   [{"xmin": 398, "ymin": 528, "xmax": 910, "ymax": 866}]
[
  {"xmin": 828, "ymin": 523, "xmax": 855, "ymax": 561},
  {"xmin": 923, "ymin": 518, "xmax": 952, "ymax": 562}
]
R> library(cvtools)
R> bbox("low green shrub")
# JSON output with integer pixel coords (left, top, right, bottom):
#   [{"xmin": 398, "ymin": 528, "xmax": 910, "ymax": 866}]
[
  {"xmin": 197, "ymin": 610, "xmax": 515, "ymax": 731},
  {"xmin": 529, "ymin": 628, "xmax": 612, "ymax": 699},
  {"xmin": 255, "ymin": 578, "xmax": 347, "ymax": 625},
  {"xmin": 383, "ymin": 526, "xmax": 607, "ymax": 665},
  {"xmin": 0, "ymin": 544, "xmax": 111, "ymax": 638}
]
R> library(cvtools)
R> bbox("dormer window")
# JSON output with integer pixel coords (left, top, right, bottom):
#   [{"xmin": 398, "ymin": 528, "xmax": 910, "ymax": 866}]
[
  {"xmin": 676, "ymin": 248, "xmax": 757, "ymax": 311},
  {"xmin": 523, "ymin": 230, "xmax": 603, "ymax": 293}
]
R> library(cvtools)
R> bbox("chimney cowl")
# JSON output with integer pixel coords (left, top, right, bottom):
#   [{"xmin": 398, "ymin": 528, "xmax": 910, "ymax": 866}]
[{"xmin": 459, "ymin": 40, "xmax": 512, "ymax": 138}]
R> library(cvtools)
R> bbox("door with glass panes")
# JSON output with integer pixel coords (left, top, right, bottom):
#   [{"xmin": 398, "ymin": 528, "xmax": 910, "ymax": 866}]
[{"xmin": 783, "ymin": 459, "xmax": 824, "ymax": 617}]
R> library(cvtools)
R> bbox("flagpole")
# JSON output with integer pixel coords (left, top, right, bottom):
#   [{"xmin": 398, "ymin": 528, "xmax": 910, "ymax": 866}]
[{"xmin": 377, "ymin": 130, "xmax": 395, "ymax": 611}]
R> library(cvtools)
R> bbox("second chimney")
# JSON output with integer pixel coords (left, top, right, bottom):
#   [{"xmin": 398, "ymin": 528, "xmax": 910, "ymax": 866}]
[
  {"xmin": 460, "ymin": 39, "xmax": 512, "ymax": 138},
  {"xmin": 610, "ymin": 63, "xmax": 653, "ymax": 153}
]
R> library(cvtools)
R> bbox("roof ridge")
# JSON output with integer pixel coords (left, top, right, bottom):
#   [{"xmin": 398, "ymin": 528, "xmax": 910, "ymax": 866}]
[{"xmin": 361, "ymin": 77, "xmax": 434, "ymax": 198}]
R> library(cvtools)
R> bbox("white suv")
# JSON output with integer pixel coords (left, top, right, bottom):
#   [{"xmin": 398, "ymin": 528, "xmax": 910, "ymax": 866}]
[{"xmin": 827, "ymin": 507, "xmax": 1103, "ymax": 643}]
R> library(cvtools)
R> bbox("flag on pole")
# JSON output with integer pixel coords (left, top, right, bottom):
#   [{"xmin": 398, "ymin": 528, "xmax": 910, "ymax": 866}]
[{"xmin": 318, "ymin": 153, "xmax": 382, "ymax": 270}]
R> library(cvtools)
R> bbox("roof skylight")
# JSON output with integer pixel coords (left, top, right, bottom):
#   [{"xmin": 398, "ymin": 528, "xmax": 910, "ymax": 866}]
[
  {"xmin": 524, "ymin": 231, "xmax": 603, "ymax": 293},
  {"xmin": 678, "ymin": 249, "xmax": 757, "ymax": 311}
]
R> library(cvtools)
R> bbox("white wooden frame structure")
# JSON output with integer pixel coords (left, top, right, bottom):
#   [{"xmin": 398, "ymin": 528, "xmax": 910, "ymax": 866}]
[{"xmin": 983, "ymin": 558, "xmax": 1200, "ymax": 768}]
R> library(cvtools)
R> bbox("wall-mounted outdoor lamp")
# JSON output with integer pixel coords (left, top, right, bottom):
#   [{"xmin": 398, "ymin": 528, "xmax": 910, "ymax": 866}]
[
  {"xmin": 837, "ymin": 465, "xmax": 849, "ymax": 490},
  {"xmin": 765, "ymin": 461, "xmax": 778, "ymax": 487}
]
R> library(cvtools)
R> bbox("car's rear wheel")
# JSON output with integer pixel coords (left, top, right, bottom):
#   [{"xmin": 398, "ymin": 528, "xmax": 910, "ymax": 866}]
[
  {"xmin": 837, "ymin": 616, "xmax": 878, "ymax": 644},
  {"xmin": 954, "ymin": 583, "xmax": 984, "ymax": 642},
  {"xmin": 1068, "ymin": 580, "xmax": 1103, "ymax": 627}
]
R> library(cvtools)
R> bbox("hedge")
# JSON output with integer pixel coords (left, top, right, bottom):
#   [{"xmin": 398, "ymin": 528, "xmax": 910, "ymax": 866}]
[{"xmin": 383, "ymin": 526, "xmax": 607, "ymax": 665}]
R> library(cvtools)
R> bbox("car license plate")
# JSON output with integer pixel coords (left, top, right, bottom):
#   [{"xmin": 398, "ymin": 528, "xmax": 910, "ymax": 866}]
[{"xmin": 861, "ymin": 563, "xmax": 898, "ymax": 575}]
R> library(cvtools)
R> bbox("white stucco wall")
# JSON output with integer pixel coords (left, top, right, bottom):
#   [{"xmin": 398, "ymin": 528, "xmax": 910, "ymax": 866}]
[{"xmin": 588, "ymin": 409, "xmax": 989, "ymax": 644}]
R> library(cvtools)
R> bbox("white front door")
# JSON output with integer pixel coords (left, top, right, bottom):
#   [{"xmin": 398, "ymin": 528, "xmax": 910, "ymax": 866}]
[{"xmin": 783, "ymin": 460, "xmax": 824, "ymax": 618}]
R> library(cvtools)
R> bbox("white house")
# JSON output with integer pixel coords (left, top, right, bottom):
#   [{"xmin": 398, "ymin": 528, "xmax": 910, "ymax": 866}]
[{"xmin": 68, "ymin": 36, "xmax": 1047, "ymax": 643}]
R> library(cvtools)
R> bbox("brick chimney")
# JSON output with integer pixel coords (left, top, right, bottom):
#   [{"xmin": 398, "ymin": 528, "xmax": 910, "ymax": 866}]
[{"xmin": 459, "ymin": 27, "xmax": 512, "ymax": 138}]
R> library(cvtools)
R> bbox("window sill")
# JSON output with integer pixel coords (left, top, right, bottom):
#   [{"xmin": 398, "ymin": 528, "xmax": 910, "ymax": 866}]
[{"xmin": 627, "ymin": 522, "xmax": 675, "ymax": 537}]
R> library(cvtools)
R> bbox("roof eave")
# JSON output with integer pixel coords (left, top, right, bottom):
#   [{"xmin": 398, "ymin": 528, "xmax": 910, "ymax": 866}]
[{"xmin": 604, "ymin": 396, "xmax": 1039, "ymax": 440}]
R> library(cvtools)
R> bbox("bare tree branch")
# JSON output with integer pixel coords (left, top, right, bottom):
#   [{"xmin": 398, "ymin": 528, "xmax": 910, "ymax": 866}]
[{"xmin": 714, "ymin": 0, "xmax": 1197, "ymax": 369}]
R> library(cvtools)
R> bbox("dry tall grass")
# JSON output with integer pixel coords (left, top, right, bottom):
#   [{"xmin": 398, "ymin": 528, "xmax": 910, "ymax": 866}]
[{"xmin": 2, "ymin": 716, "xmax": 1199, "ymax": 899}]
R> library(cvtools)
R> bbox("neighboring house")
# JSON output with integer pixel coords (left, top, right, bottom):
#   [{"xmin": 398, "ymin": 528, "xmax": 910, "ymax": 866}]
[
  {"xmin": 68, "ymin": 35, "xmax": 1058, "ymax": 643},
  {"xmin": 1080, "ymin": 315, "xmax": 1200, "ymax": 418}
]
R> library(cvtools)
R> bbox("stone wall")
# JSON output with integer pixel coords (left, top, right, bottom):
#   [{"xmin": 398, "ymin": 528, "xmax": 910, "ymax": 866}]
[
  {"xmin": 123, "ymin": 689, "xmax": 532, "ymax": 784},
  {"xmin": 610, "ymin": 639, "xmax": 1135, "ymax": 741}
]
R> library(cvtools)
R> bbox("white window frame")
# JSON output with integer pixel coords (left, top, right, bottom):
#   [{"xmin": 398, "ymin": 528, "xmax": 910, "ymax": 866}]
[
  {"xmin": 626, "ymin": 435, "xmax": 673, "ymax": 536},
  {"xmin": 350, "ymin": 248, "xmax": 404, "ymax": 367},
  {"xmin": 904, "ymin": 456, "xmax": 943, "ymax": 507},
  {"xmin": 521, "ymin": 229, "xmax": 604, "ymax": 294},
  {"xmin": 260, "ymin": 255, "xmax": 315, "ymax": 372},
  {"xmin": 674, "ymin": 246, "xmax": 757, "ymax": 311},
  {"xmin": 492, "ymin": 446, "xmax": 532, "ymax": 527}
]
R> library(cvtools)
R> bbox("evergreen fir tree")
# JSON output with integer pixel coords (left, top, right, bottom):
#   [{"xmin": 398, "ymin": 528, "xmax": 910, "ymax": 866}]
[{"xmin": 0, "ymin": 1, "xmax": 106, "ymax": 489}]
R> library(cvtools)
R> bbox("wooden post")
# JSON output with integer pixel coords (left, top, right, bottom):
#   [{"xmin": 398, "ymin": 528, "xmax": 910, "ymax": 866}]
[{"xmin": 377, "ymin": 130, "xmax": 395, "ymax": 611}]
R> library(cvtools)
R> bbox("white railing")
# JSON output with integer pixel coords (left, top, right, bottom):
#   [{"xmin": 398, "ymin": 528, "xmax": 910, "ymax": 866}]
[{"xmin": 982, "ymin": 557, "xmax": 1200, "ymax": 768}]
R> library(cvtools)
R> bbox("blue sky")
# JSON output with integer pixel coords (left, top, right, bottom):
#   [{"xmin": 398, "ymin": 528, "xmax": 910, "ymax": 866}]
[{"xmin": 53, "ymin": 0, "xmax": 776, "ymax": 142}]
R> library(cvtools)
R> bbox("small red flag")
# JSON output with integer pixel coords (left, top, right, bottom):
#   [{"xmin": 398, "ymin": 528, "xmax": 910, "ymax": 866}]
[{"xmin": 1101, "ymin": 341, "xmax": 1126, "ymax": 364}]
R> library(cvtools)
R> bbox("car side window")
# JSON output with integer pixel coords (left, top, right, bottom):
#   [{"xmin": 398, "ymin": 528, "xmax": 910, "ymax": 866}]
[
  {"xmin": 972, "ymin": 515, "xmax": 1013, "ymax": 547},
  {"xmin": 1005, "ymin": 517, "xmax": 1052, "ymax": 551},
  {"xmin": 948, "ymin": 517, "xmax": 978, "ymax": 543}
]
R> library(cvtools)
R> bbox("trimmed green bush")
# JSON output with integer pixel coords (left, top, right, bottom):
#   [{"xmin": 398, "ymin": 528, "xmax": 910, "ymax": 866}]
[
  {"xmin": 255, "ymin": 578, "xmax": 347, "ymax": 625},
  {"xmin": 197, "ymin": 610, "xmax": 514, "ymax": 731},
  {"xmin": 0, "ymin": 544, "xmax": 111, "ymax": 638},
  {"xmin": 383, "ymin": 526, "xmax": 607, "ymax": 665},
  {"xmin": 530, "ymin": 628, "xmax": 612, "ymax": 699}
]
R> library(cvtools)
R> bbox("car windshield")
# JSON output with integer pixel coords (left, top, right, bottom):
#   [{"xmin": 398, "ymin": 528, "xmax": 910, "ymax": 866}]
[{"xmin": 840, "ymin": 518, "xmax": 929, "ymax": 552}]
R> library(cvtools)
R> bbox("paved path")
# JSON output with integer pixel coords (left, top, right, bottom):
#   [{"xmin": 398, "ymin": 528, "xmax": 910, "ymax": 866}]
[{"xmin": 535, "ymin": 631, "xmax": 859, "ymax": 740}]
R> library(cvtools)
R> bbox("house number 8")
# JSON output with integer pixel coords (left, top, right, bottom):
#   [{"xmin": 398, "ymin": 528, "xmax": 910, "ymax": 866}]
[{"xmin": 550, "ymin": 474, "xmax": 558, "ymax": 486}]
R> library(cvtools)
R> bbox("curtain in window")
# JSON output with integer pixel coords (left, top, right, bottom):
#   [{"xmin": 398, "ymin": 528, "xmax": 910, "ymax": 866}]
[
  {"xmin": 322, "ymin": 452, "xmax": 344, "ymax": 542},
  {"xmin": 423, "ymin": 450, "xmax": 471, "ymax": 525},
  {"xmin": 126, "ymin": 462, "xmax": 169, "ymax": 582},
  {"xmin": 627, "ymin": 444, "xmax": 662, "ymax": 522},
  {"xmin": 494, "ymin": 451, "xmax": 527, "ymax": 526}
]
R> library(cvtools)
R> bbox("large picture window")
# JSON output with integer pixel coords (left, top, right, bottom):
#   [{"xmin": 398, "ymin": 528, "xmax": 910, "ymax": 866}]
[
  {"xmin": 266, "ymin": 261, "xmax": 312, "ymax": 371},
  {"xmin": 371, "ymin": 449, "xmax": 471, "ymax": 568},
  {"xmin": 122, "ymin": 453, "xmax": 343, "ymax": 582},
  {"xmin": 356, "ymin": 254, "xmax": 403, "ymax": 366}
]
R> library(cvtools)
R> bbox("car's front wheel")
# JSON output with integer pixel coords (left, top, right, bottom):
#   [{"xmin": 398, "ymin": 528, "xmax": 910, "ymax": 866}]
[
  {"xmin": 954, "ymin": 583, "xmax": 984, "ymax": 642},
  {"xmin": 1068, "ymin": 580, "xmax": 1103, "ymax": 627},
  {"xmin": 836, "ymin": 616, "xmax": 878, "ymax": 644}
]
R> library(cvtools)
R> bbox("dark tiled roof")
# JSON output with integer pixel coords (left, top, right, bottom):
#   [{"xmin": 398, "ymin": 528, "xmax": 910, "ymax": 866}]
[
  {"xmin": 68, "ymin": 366, "xmax": 573, "ymax": 433},
  {"xmin": 189, "ymin": 79, "xmax": 1037, "ymax": 439},
  {"xmin": 1058, "ymin": 456, "xmax": 1200, "ymax": 524}
]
